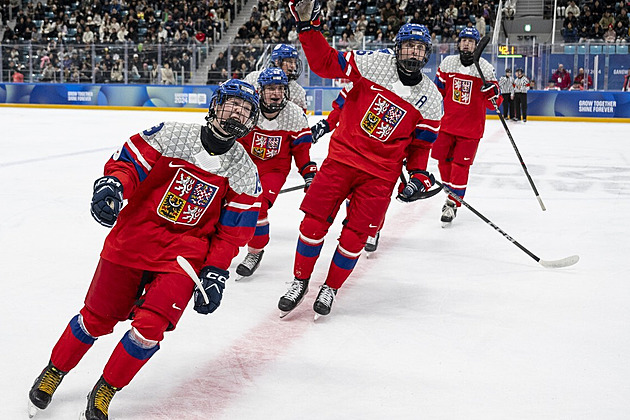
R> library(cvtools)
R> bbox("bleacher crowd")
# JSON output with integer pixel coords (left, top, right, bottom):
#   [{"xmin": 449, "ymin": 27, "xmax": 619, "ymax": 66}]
[{"xmin": 559, "ymin": 0, "xmax": 630, "ymax": 43}]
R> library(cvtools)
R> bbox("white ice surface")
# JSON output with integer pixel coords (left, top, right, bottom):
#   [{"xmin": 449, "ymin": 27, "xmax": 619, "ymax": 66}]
[{"xmin": 1, "ymin": 107, "xmax": 629, "ymax": 419}]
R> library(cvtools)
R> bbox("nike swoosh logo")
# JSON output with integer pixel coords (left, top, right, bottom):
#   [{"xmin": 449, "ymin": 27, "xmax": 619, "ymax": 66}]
[
  {"xmin": 172, "ymin": 303, "xmax": 182, "ymax": 310},
  {"xmin": 448, "ymin": 74, "xmax": 456, "ymax": 78},
  {"xmin": 464, "ymin": 157, "xmax": 471, "ymax": 161},
  {"xmin": 369, "ymin": 224, "xmax": 378, "ymax": 228},
  {"xmin": 370, "ymin": 85, "xmax": 384, "ymax": 91},
  {"xmin": 269, "ymin": 190, "xmax": 276, "ymax": 195},
  {"xmin": 169, "ymin": 162, "xmax": 185, "ymax": 168}
]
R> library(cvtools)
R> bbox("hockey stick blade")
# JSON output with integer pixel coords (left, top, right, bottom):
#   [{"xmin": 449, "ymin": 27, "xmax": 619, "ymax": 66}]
[
  {"xmin": 539, "ymin": 255, "xmax": 580, "ymax": 269},
  {"xmin": 280, "ymin": 184, "xmax": 306, "ymax": 194},
  {"xmin": 176, "ymin": 255, "xmax": 210, "ymax": 304}
]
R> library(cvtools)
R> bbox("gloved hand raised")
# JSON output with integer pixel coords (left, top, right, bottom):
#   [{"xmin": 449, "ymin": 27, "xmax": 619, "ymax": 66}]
[
  {"xmin": 300, "ymin": 161, "xmax": 318, "ymax": 192},
  {"xmin": 289, "ymin": 0, "xmax": 321, "ymax": 31},
  {"xmin": 194, "ymin": 266, "xmax": 228, "ymax": 315},
  {"xmin": 310, "ymin": 119, "xmax": 330, "ymax": 144},
  {"xmin": 397, "ymin": 170, "xmax": 436, "ymax": 203},
  {"xmin": 90, "ymin": 176, "xmax": 123, "ymax": 228},
  {"xmin": 481, "ymin": 82, "xmax": 500, "ymax": 101}
]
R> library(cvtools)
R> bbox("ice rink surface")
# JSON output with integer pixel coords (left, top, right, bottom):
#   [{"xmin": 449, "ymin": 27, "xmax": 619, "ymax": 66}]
[{"xmin": 1, "ymin": 107, "xmax": 629, "ymax": 419}]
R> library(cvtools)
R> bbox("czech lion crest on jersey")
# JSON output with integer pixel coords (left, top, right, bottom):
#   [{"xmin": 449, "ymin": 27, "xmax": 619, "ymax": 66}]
[
  {"xmin": 251, "ymin": 132, "xmax": 282, "ymax": 160},
  {"xmin": 361, "ymin": 94, "xmax": 406, "ymax": 142},
  {"xmin": 158, "ymin": 168, "xmax": 218, "ymax": 225},
  {"xmin": 453, "ymin": 77, "xmax": 473, "ymax": 105}
]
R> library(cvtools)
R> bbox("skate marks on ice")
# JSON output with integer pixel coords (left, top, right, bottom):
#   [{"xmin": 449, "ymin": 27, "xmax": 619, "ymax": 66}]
[{"xmin": 145, "ymin": 307, "xmax": 315, "ymax": 419}]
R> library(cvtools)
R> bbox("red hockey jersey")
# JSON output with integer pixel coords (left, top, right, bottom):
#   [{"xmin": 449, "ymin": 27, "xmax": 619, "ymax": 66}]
[
  {"xmin": 434, "ymin": 54, "xmax": 501, "ymax": 139},
  {"xmin": 237, "ymin": 101, "xmax": 313, "ymax": 176},
  {"xmin": 100, "ymin": 122, "xmax": 262, "ymax": 273},
  {"xmin": 299, "ymin": 30, "xmax": 443, "ymax": 182}
]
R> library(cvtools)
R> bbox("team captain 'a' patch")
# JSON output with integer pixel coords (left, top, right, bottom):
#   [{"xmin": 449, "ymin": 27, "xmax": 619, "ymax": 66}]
[
  {"xmin": 360, "ymin": 94, "xmax": 406, "ymax": 142},
  {"xmin": 158, "ymin": 168, "xmax": 218, "ymax": 225},
  {"xmin": 251, "ymin": 132, "xmax": 282, "ymax": 160}
]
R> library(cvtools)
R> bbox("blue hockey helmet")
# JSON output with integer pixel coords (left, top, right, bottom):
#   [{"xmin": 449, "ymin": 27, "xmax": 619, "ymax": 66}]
[
  {"xmin": 458, "ymin": 27, "xmax": 481, "ymax": 43},
  {"xmin": 207, "ymin": 79, "xmax": 259, "ymax": 139},
  {"xmin": 270, "ymin": 43, "xmax": 302, "ymax": 80},
  {"xmin": 258, "ymin": 67, "xmax": 290, "ymax": 114},
  {"xmin": 394, "ymin": 23, "xmax": 432, "ymax": 77}
]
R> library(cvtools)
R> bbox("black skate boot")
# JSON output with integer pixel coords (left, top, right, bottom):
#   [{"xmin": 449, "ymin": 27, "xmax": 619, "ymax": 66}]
[
  {"xmin": 28, "ymin": 361, "xmax": 67, "ymax": 417},
  {"xmin": 82, "ymin": 376, "xmax": 120, "ymax": 420},
  {"xmin": 441, "ymin": 198, "xmax": 457, "ymax": 227},
  {"xmin": 235, "ymin": 250, "xmax": 264, "ymax": 279},
  {"xmin": 364, "ymin": 231, "xmax": 380, "ymax": 253},
  {"xmin": 313, "ymin": 285, "xmax": 337, "ymax": 319},
  {"xmin": 278, "ymin": 278, "xmax": 309, "ymax": 317}
]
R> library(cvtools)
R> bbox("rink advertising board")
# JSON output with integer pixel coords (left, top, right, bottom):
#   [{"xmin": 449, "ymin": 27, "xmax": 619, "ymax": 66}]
[{"xmin": 1, "ymin": 83, "xmax": 629, "ymax": 120}]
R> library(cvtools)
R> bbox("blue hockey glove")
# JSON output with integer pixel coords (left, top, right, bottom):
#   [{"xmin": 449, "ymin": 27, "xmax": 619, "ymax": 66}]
[
  {"xmin": 310, "ymin": 119, "xmax": 330, "ymax": 144},
  {"xmin": 194, "ymin": 266, "xmax": 228, "ymax": 315},
  {"xmin": 397, "ymin": 170, "xmax": 436, "ymax": 203},
  {"xmin": 481, "ymin": 82, "xmax": 500, "ymax": 101},
  {"xmin": 300, "ymin": 161, "xmax": 317, "ymax": 192},
  {"xmin": 90, "ymin": 176, "xmax": 123, "ymax": 228}
]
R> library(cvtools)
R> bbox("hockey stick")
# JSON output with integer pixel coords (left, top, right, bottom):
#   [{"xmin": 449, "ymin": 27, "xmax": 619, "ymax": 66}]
[
  {"xmin": 437, "ymin": 181, "xmax": 578, "ymax": 268},
  {"xmin": 473, "ymin": 36, "xmax": 547, "ymax": 212},
  {"xmin": 280, "ymin": 184, "xmax": 306, "ymax": 194},
  {"xmin": 176, "ymin": 255, "xmax": 210, "ymax": 304}
]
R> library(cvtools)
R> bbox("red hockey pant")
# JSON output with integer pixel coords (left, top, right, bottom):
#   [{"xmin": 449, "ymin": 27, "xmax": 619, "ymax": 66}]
[
  {"xmin": 431, "ymin": 131, "xmax": 480, "ymax": 205},
  {"xmin": 50, "ymin": 258, "xmax": 194, "ymax": 388},
  {"xmin": 247, "ymin": 171, "xmax": 287, "ymax": 252},
  {"xmin": 294, "ymin": 159, "xmax": 395, "ymax": 289}
]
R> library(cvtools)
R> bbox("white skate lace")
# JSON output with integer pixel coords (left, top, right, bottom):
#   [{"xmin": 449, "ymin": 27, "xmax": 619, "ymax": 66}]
[
  {"xmin": 242, "ymin": 252, "xmax": 261, "ymax": 269},
  {"xmin": 317, "ymin": 286, "xmax": 335, "ymax": 307},
  {"xmin": 284, "ymin": 280, "xmax": 305, "ymax": 301}
]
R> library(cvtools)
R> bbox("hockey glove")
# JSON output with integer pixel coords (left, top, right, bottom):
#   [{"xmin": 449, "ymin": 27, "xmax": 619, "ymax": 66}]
[
  {"xmin": 300, "ymin": 161, "xmax": 318, "ymax": 192},
  {"xmin": 310, "ymin": 119, "xmax": 330, "ymax": 144},
  {"xmin": 194, "ymin": 266, "xmax": 228, "ymax": 315},
  {"xmin": 90, "ymin": 176, "xmax": 123, "ymax": 228},
  {"xmin": 289, "ymin": 0, "xmax": 321, "ymax": 32},
  {"xmin": 397, "ymin": 170, "xmax": 436, "ymax": 203},
  {"xmin": 481, "ymin": 82, "xmax": 500, "ymax": 101}
]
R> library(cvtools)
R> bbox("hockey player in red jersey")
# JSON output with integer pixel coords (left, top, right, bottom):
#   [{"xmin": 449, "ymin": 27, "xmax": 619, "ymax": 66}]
[
  {"xmin": 280, "ymin": 0, "xmax": 443, "ymax": 318},
  {"xmin": 432, "ymin": 27, "xmax": 501, "ymax": 226},
  {"xmin": 244, "ymin": 43, "xmax": 308, "ymax": 112},
  {"xmin": 235, "ymin": 67, "xmax": 316, "ymax": 279},
  {"xmin": 28, "ymin": 79, "xmax": 262, "ymax": 420}
]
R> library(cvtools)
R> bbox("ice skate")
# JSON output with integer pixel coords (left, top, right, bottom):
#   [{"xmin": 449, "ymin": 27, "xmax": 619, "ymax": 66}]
[
  {"xmin": 364, "ymin": 231, "xmax": 380, "ymax": 256},
  {"xmin": 278, "ymin": 278, "xmax": 309, "ymax": 318},
  {"xmin": 235, "ymin": 250, "xmax": 264, "ymax": 280},
  {"xmin": 80, "ymin": 376, "xmax": 120, "ymax": 420},
  {"xmin": 313, "ymin": 285, "xmax": 337, "ymax": 320},
  {"xmin": 28, "ymin": 361, "xmax": 67, "ymax": 417},
  {"xmin": 441, "ymin": 198, "xmax": 457, "ymax": 227}
]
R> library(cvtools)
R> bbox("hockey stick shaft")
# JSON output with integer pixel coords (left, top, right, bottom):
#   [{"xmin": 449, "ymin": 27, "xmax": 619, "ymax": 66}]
[
  {"xmin": 438, "ymin": 181, "xmax": 578, "ymax": 268},
  {"xmin": 176, "ymin": 255, "xmax": 210, "ymax": 304},
  {"xmin": 279, "ymin": 184, "xmax": 306, "ymax": 194},
  {"xmin": 473, "ymin": 36, "xmax": 546, "ymax": 211}
]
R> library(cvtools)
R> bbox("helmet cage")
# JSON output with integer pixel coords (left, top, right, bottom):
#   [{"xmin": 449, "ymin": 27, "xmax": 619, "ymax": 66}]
[
  {"xmin": 258, "ymin": 68, "xmax": 290, "ymax": 114},
  {"xmin": 206, "ymin": 80, "xmax": 259, "ymax": 139},
  {"xmin": 394, "ymin": 24, "xmax": 432, "ymax": 77},
  {"xmin": 271, "ymin": 44, "xmax": 302, "ymax": 80}
]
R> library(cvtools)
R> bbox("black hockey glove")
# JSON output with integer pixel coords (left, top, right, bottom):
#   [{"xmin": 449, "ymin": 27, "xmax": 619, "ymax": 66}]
[
  {"xmin": 310, "ymin": 119, "xmax": 330, "ymax": 144},
  {"xmin": 397, "ymin": 170, "xmax": 436, "ymax": 203},
  {"xmin": 194, "ymin": 266, "xmax": 228, "ymax": 315},
  {"xmin": 289, "ymin": 0, "xmax": 321, "ymax": 32},
  {"xmin": 481, "ymin": 82, "xmax": 500, "ymax": 101},
  {"xmin": 90, "ymin": 176, "xmax": 123, "ymax": 228},
  {"xmin": 300, "ymin": 161, "xmax": 318, "ymax": 192}
]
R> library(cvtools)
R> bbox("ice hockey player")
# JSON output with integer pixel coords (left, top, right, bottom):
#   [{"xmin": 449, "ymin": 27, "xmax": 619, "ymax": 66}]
[
  {"xmin": 280, "ymin": 0, "xmax": 443, "ymax": 318},
  {"xmin": 432, "ymin": 27, "xmax": 501, "ymax": 226},
  {"xmin": 27, "ymin": 79, "xmax": 262, "ymax": 420},
  {"xmin": 244, "ymin": 43, "xmax": 307, "ymax": 112},
  {"xmin": 235, "ymin": 67, "xmax": 316, "ymax": 279}
]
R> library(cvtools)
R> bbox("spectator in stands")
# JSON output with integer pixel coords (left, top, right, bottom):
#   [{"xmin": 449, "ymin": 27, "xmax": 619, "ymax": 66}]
[
  {"xmin": 551, "ymin": 64, "xmax": 572, "ymax": 89},
  {"xmin": 544, "ymin": 81, "xmax": 561, "ymax": 91},
  {"xmin": 41, "ymin": 62, "xmax": 56, "ymax": 82},
  {"xmin": 599, "ymin": 10, "xmax": 614, "ymax": 29},
  {"xmin": 444, "ymin": 3, "xmax": 458, "ymax": 23},
  {"xmin": 579, "ymin": 8, "xmax": 595, "ymax": 30},
  {"xmin": 616, "ymin": 8, "xmax": 629, "ymax": 29},
  {"xmin": 589, "ymin": 22, "xmax": 604, "ymax": 39},
  {"xmin": 458, "ymin": 2, "xmax": 471, "ymax": 25},
  {"xmin": 566, "ymin": 1, "xmax": 581, "ymax": 18},
  {"xmin": 476, "ymin": 14, "xmax": 486, "ymax": 37},
  {"xmin": 562, "ymin": 22, "xmax": 579, "ymax": 42},
  {"xmin": 604, "ymin": 23, "xmax": 616, "ymax": 42},
  {"xmin": 563, "ymin": 11, "xmax": 578, "ymax": 30},
  {"xmin": 161, "ymin": 62, "xmax": 175, "ymax": 84},
  {"xmin": 569, "ymin": 80, "xmax": 584, "ymax": 90},
  {"xmin": 615, "ymin": 21, "xmax": 629, "ymax": 42},
  {"xmin": 365, "ymin": 15, "xmax": 378, "ymax": 37},
  {"xmin": 577, "ymin": 25, "xmax": 590, "ymax": 41},
  {"xmin": 13, "ymin": 65, "xmax": 25, "ymax": 83},
  {"xmin": 573, "ymin": 67, "xmax": 593, "ymax": 89}
]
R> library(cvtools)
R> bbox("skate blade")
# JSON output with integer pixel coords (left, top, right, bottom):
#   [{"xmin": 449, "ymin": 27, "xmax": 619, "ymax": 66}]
[
  {"xmin": 27, "ymin": 400, "xmax": 39, "ymax": 418},
  {"xmin": 441, "ymin": 221, "xmax": 453, "ymax": 228},
  {"xmin": 279, "ymin": 310, "xmax": 293, "ymax": 319}
]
